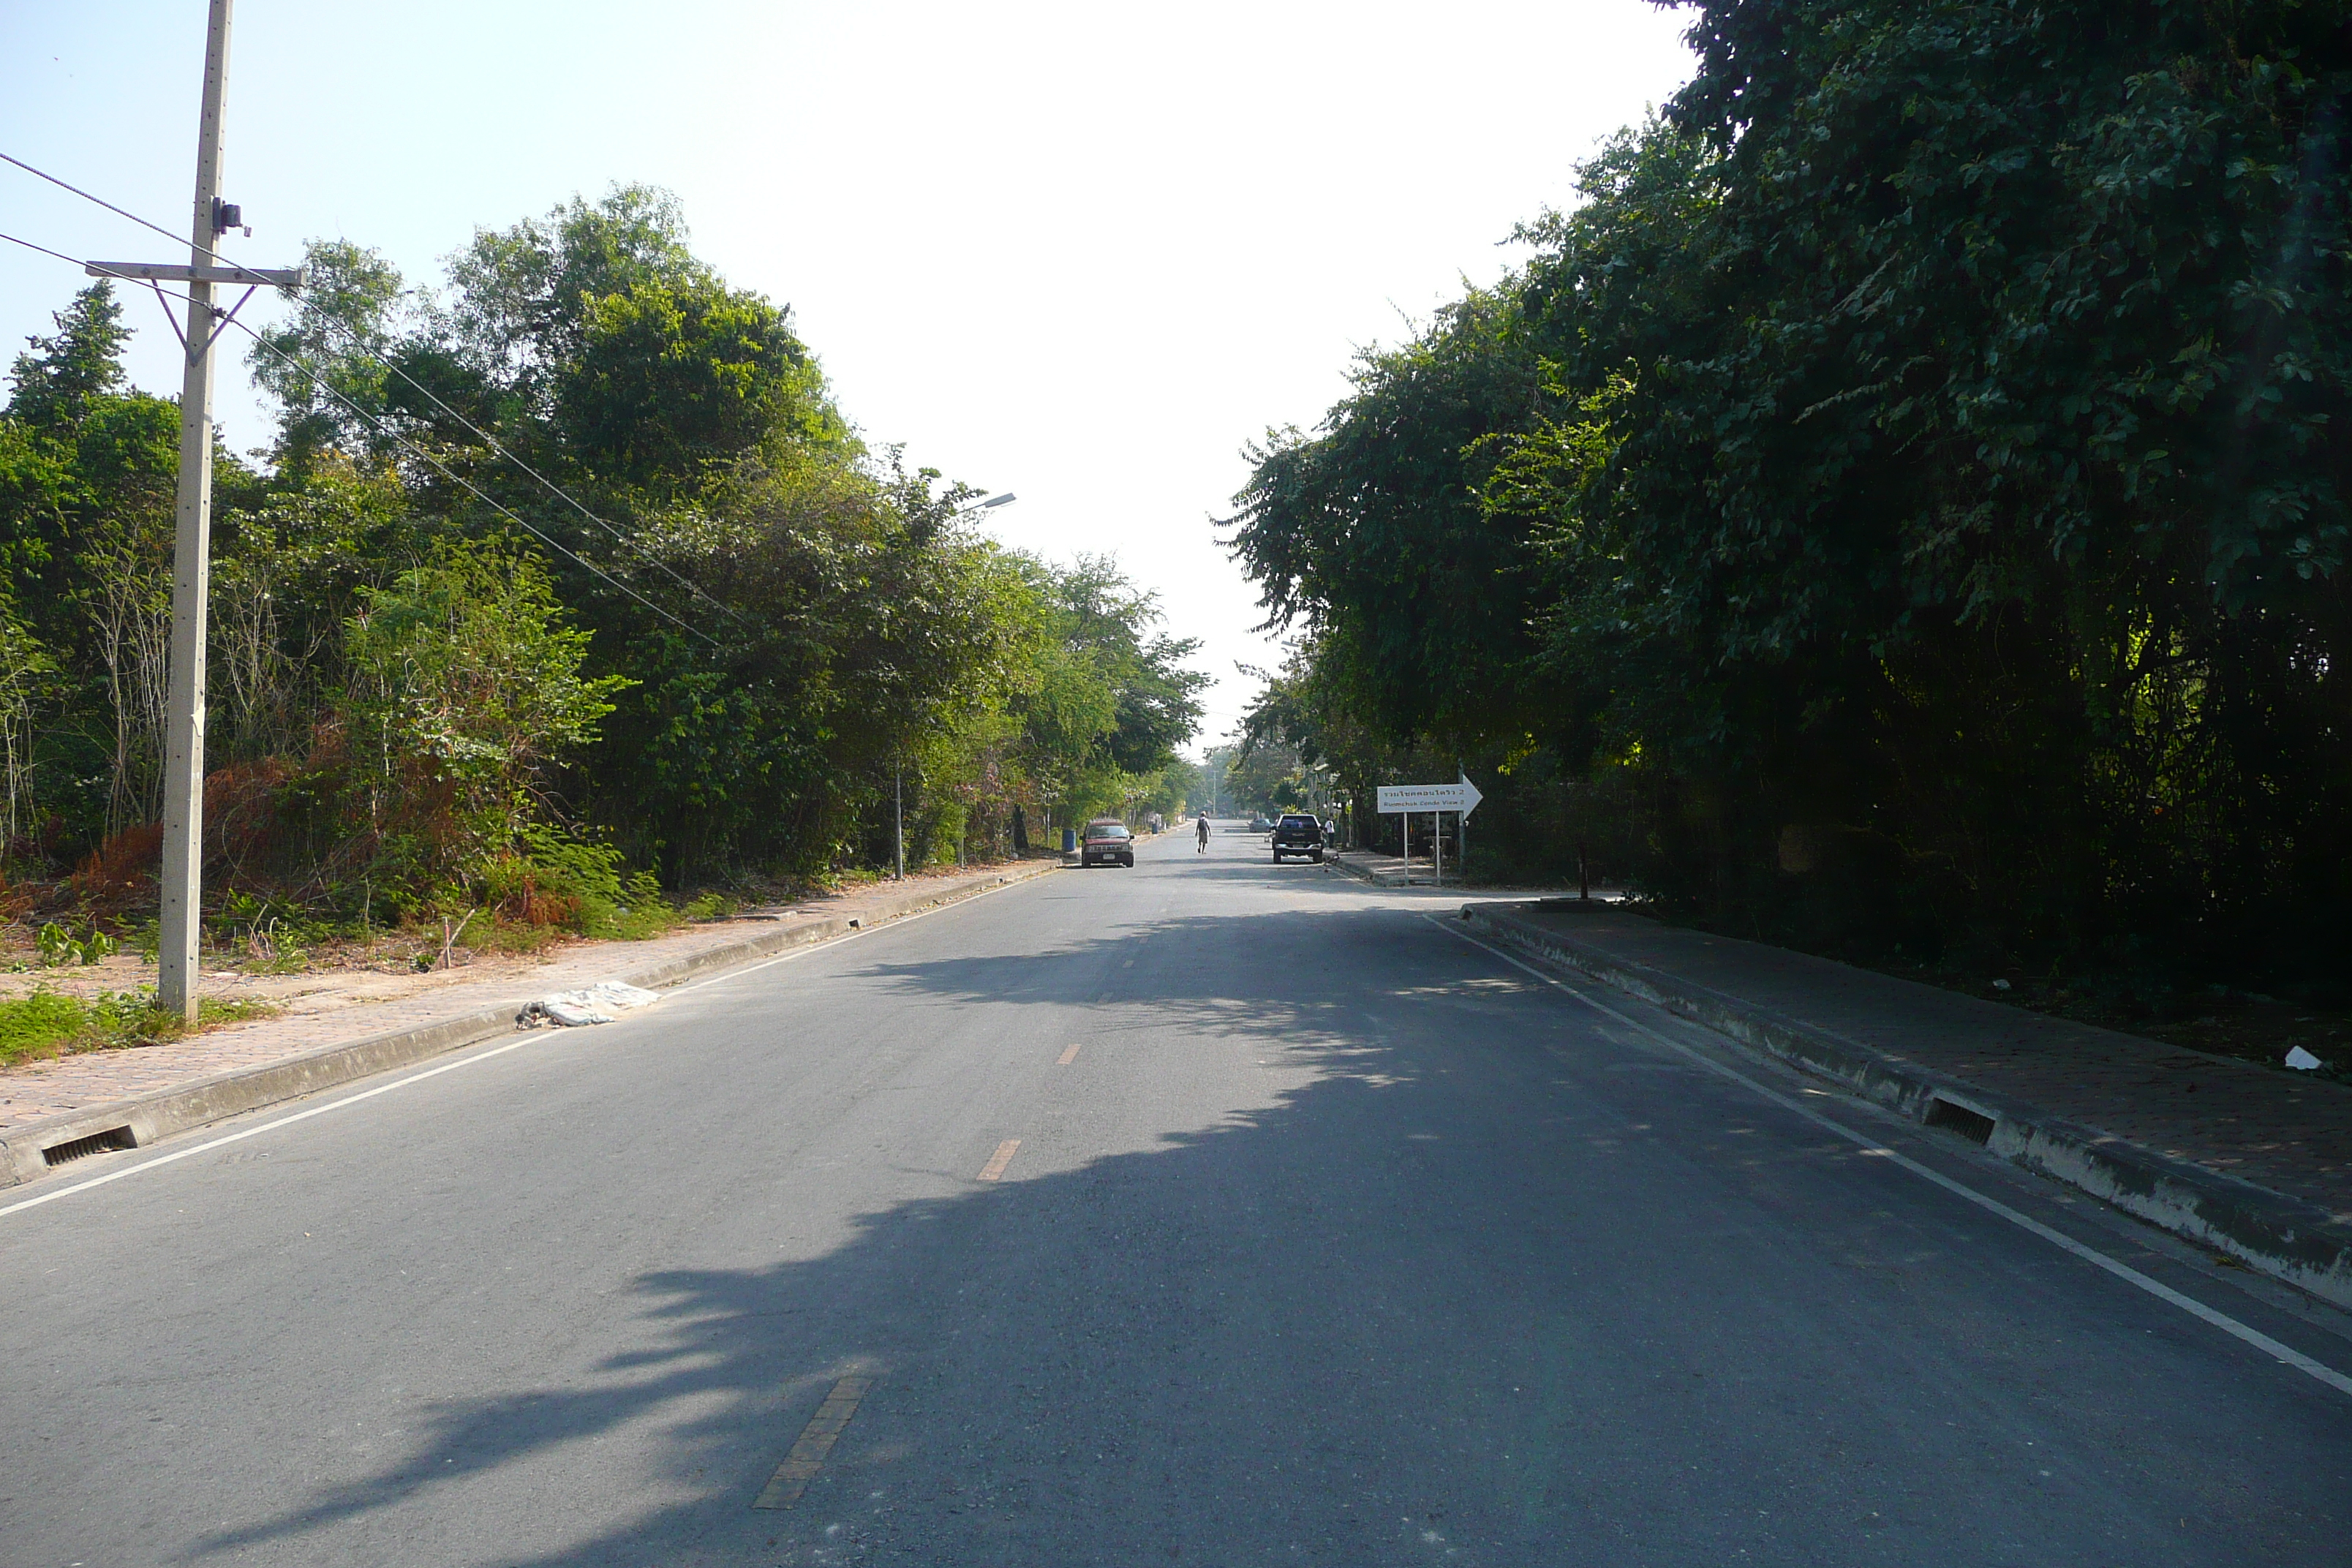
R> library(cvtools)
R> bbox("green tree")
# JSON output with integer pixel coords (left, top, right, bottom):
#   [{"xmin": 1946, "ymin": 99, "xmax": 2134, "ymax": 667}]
[
  {"xmin": 339, "ymin": 542, "xmax": 627, "ymax": 902},
  {"xmin": 246, "ymin": 240, "xmax": 407, "ymax": 468},
  {"xmin": 557, "ymin": 276, "xmax": 840, "ymax": 487},
  {"xmin": 1006, "ymin": 556, "xmax": 1207, "ymax": 825},
  {"xmin": 1229, "ymin": 0, "xmax": 2352, "ymax": 980},
  {"xmin": 440, "ymin": 184, "xmax": 703, "ymax": 417},
  {"xmin": 7, "ymin": 281, "xmax": 129, "ymax": 431}
]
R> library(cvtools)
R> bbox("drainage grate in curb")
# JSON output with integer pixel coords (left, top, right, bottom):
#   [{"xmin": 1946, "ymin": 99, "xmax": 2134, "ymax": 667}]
[
  {"xmin": 42, "ymin": 1126, "xmax": 137, "ymax": 1166},
  {"xmin": 1923, "ymin": 1098, "xmax": 1997, "ymax": 1145}
]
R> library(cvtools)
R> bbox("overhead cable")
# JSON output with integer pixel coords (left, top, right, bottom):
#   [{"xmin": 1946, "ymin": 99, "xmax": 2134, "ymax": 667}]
[
  {"xmin": 1, "ymin": 227, "xmax": 723, "ymax": 649},
  {"xmin": 228, "ymin": 313, "xmax": 725, "ymax": 648},
  {"xmin": 278, "ymin": 298, "xmax": 753, "ymax": 626},
  {"xmin": 1, "ymin": 148, "xmax": 747, "ymax": 627},
  {"xmin": 0, "ymin": 151, "xmax": 216, "ymax": 261}
]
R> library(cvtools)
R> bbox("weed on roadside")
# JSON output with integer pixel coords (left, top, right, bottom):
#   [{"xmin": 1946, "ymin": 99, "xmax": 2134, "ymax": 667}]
[
  {"xmin": 37, "ymin": 921, "xmax": 119, "ymax": 967},
  {"xmin": 0, "ymin": 988, "xmax": 279, "ymax": 1069},
  {"xmin": 0, "ymin": 990, "xmax": 91, "ymax": 1066}
]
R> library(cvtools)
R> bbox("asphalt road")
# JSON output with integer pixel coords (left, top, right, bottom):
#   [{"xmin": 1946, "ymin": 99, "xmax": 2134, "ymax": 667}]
[{"xmin": 4, "ymin": 821, "xmax": 2349, "ymax": 1567}]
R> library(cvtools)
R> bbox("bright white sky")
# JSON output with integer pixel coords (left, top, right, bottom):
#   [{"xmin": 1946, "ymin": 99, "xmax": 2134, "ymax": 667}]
[{"xmin": 1, "ymin": 1, "xmax": 1695, "ymax": 747}]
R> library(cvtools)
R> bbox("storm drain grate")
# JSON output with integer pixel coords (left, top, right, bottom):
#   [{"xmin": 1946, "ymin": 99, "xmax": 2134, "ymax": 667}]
[
  {"xmin": 1923, "ymin": 1098, "xmax": 1996, "ymax": 1145},
  {"xmin": 42, "ymin": 1126, "xmax": 137, "ymax": 1166}
]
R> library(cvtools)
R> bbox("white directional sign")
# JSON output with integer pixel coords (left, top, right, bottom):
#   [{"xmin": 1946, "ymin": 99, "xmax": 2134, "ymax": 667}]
[{"xmin": 1377, "ymin": 776, "xmax": 1483, "ymax": 817}]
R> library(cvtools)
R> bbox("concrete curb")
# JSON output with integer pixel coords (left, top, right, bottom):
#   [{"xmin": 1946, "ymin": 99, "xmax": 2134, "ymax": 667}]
[
  {"xmin": 1325, "ymin": 854, "xmax": 1410, "ymax": 887},
  {"xmin": 1463, "ymin": 902, "xmax": 2352, "ymax": 1313},
  {"xmin": 0, "ymin": 861, "xmax": 1060, "ymax": 1189}
]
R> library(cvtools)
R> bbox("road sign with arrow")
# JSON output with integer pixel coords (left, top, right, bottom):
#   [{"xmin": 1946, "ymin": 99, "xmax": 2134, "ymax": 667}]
[{"xmin": 1377, "ymin": 776, "xmax": 1482, "ymax": 816}]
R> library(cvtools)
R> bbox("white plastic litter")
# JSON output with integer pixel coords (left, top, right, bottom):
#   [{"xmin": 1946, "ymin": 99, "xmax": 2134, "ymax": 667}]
[
  {"xmin": 2285, "ymin": 1045, "xmax": 2325, "ymax": 1071},
  {"xmin": 517, "ymin": 980, "xmax": 663, "ymax": 1029}
]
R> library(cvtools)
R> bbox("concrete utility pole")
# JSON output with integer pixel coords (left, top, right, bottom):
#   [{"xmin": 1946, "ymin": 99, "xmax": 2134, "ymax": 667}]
[
  {"xmin": 153, "ymin": 0, "xmax": 238, "ymax": 1022},
  {"xmin": 86, "ymin": 0, "xmax": 299, "ymax": 1019}
]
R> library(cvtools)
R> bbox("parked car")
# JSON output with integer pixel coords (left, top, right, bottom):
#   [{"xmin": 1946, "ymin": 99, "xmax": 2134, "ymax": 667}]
[
  {"xmin": 1245, "ymin": 814, "xmax": 1275, "ymax": 833},
  {"xmin": 1271, "ymin": 813, "xmax": 1324, "ymax": 863},
  {"xmin": 1079, "ymin": 820, "xmax": 1136, "ymax": 867}
]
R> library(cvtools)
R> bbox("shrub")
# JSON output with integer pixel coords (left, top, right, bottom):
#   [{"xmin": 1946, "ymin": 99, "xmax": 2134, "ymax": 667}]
[
  {"xmin": 501, "ymin": 824, "xmax": 671, "ymax": 939},
  {"xmin": 36, "ymin": 921, "xmax": 118, "ymax": 966},
  {"xmin": 0, "ymin": 990, "xmax": 89, "ymax": 1065}
]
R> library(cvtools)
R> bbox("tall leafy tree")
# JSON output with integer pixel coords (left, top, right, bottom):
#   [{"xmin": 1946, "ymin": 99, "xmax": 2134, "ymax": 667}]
[{"xmin": 1230, "ymin": 0, "xmax": 2352, "ymax": 978}]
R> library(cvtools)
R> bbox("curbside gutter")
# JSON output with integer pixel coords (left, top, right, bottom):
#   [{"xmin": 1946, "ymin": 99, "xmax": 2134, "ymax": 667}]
[
  {"xmin": 0, "ymin": 861, "xmax": 1060, "ymax": 1189},
  {"xmin": 1463, "ymin": 902, "xmax": 2352, "ymax": 1313}
]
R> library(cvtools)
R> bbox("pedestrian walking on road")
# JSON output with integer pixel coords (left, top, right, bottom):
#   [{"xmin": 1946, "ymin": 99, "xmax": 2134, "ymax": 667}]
[{"xmin": 1196, "ymin": 813, "xmax": 1210, "ymax": 853}]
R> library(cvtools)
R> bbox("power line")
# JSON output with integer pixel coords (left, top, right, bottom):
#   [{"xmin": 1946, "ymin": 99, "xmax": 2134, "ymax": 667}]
[
  {"xmin": 0, "ymin": 151, "xmax": 219, "ymax": 262},
  {"xmin": 0, "ymin": 227, "xmax": 105, "ymax": 271},
  {"xmin": 1, "ymin": 226, "xmax": 723, "ymax": 649},
  {"xmin": 275, "ymin": 297, "xmax": 753, "ymax": 626},
  {"xmin": 1, "ymin": 148, "xmax": 749, "ymax": 626},
  {"xmin": 227, "ymin": 313, "xmax": 725, "ymax": 648}
]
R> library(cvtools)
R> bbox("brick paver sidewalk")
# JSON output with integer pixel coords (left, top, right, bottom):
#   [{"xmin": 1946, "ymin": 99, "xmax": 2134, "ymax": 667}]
[
  {"xmin": 1497, "ymin": 907, "xmax": 2352, "ymax": 1216},
  {"xmin": 0, "ymin": 863, "xmax": 1048, "ymax": 1136}
]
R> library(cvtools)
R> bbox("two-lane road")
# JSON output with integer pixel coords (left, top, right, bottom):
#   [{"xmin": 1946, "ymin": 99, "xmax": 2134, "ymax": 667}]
[{"xmin": 3, "ymin": 821, "xmax": 2348, "ymax": 1564}]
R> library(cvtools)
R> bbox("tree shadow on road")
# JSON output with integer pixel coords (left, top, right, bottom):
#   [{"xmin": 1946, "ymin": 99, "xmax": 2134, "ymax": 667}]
[
  {"xmin": 176, "ymin": 910, "xmax": 2352, "ymax": 1568},
  {"xmin": 183, "ymin": 911, "xmax": 1548, "ymax": 1565}
]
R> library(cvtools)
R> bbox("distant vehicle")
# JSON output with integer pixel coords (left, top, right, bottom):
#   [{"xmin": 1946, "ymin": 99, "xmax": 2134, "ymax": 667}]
[
  {"xmin": 1245, "ymin": 814, "xmax": 1275, "ymax": 833},
  {"xmin": 1079, "ymin": 821, "xmax": 1136, "ymax": 868},
  {"xmin": 1271, "ymin": 813, "xmax": 1324, "ymax": 863}
]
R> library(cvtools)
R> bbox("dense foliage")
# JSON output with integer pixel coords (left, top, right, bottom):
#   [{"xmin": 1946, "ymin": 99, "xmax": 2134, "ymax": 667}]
[
  {"xmin": 1229, "ymin": 0, "xmax": 2351, "ymax": 988},
  {"xmin": 1, "ymin": 188, "xmax": 1203, "ymax": 935}
]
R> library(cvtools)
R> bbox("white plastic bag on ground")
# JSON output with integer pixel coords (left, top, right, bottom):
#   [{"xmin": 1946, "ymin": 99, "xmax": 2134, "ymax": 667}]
[
  {"xmin": 2285, "ymin": 1044, "xmax": 2325, "ymax": 1071},
  {"xmin": 517, "ymin": 980, "xmax": 663, "ymax": 1029}
]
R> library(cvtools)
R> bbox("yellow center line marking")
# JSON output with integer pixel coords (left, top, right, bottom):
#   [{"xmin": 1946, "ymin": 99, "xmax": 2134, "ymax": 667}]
[
  {"xmin": 753, "ymin": 1375, "xmax": 873, "ymax": 1509},
  {"xmin": 1056, "ymin": 1043, "xmax": 1082, "ymax": 1066},
  {"xmin": 976, "ymin": 1138, "xmax": 1021, "ymax": 1181}
]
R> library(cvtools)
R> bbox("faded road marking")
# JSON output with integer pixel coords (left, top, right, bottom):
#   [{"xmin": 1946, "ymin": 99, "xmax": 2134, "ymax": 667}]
[
  {"xmin": 1056, "ymin": 1044, "xmax": 1082, "ymax": 1066},
  {"xmin": 753, "ymin": 1376, "xmax": 872, "ymax": 1509},
  {"xmin": 977, "ymin": 1139, "xmax": 1022, "ymax": 1181}
]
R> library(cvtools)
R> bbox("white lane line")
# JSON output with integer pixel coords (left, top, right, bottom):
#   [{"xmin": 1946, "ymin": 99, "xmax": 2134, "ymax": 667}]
[
  {"xmin": 0, "ymin": 873, "xmax": 1050, "ymax": 1222},
  {"xmin": 0, "ymin": 1034, "xmax": 540, "ymax": 1220},
  {"xmin": 1424, "ymin": 915, "xmax": 2352, "ymax": 1401}
]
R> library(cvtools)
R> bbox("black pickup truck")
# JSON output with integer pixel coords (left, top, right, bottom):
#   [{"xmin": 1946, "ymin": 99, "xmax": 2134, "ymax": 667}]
[{"xmin": 1270, "ymin": 813, "xmax": 1324, "ymax": 864}]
